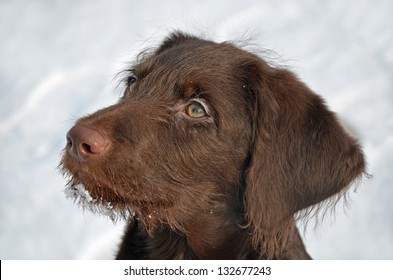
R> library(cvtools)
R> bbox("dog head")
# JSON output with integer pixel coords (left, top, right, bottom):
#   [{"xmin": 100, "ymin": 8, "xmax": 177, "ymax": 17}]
[{"xmin": 60, "ymin": 32, "xmax": 365, "ymax": 256}]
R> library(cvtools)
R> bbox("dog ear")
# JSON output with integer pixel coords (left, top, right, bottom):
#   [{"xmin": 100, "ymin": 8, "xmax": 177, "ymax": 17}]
[{"xmin": 241, "ymin": 56, "xmax": 366, "ymax": 258}]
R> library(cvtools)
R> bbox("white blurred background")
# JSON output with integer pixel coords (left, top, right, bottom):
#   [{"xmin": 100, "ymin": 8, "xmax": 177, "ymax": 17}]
[{"xmin": 1, "ymin": 0, "xmax": 392, "ymax": 259}]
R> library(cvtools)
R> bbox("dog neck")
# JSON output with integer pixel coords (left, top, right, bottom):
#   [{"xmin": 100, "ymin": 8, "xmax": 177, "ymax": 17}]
[
  {"xmin": 179, "ymin": 207, "xmax": 255, "ymax": 259},
  {"xmin": 148, "ymin": 195, "xmax": 256, "ymax": 259}
]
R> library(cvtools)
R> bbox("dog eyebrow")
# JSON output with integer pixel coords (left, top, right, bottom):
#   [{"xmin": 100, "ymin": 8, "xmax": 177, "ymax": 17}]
[
  {"xmin": 173, "ymin": 80, "xmax": 205, "ymax": 99},
  {"xmin": 133, "ymin": 58, "xmax": 157, "ymax": 81},
  {"xmin": 173, "ymin": 82, "xmax": 185, "ymax": 99},
  {"xmin": 134, "ymin": 67, "xmax": 149, "ymax": 80}
]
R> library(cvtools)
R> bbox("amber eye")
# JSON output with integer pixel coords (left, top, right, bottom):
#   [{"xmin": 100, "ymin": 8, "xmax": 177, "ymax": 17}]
[{"xmin": 186, "ymin": 101, "xmax": 207, "ymax": 118}]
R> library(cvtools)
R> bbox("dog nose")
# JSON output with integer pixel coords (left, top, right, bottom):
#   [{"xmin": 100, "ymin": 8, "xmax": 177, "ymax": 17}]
[{"xmin": 66, "ymin": 124, "xmax": 109, "ymax": 162}]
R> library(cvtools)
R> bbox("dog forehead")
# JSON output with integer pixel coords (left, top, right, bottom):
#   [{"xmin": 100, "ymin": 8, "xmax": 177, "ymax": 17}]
[
  {"xmin": 128, "ymin": 42, "xmax": 251, "ymax": 109},
  {"xmin": 152, "ymin": 42, "xmax": 244, "ymax": 74}
]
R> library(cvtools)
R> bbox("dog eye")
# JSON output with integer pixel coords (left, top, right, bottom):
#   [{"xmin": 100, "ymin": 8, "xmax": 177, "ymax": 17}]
[
  {"xmin": 127, "ymin": 75, "xmax": 137, "ymax": 87},
  {"xmin": 186, "ymin": 101, "xmax": 208, "ymax": 118}
]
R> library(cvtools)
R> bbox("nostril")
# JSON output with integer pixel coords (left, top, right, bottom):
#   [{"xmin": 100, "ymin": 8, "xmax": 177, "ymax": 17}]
[{"xmin": 81, "ymin": 142, "xmax": 93, "ymax": 154}]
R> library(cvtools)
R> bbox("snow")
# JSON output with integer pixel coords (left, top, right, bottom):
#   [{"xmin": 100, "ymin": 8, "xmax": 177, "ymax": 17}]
[
  {"xmin": 1, "ymin": 0, "xmax": 392, "ymax": 259},
  {"xmin": 65, "ymin": 184, "xmax": 96, "ymax": 204}
]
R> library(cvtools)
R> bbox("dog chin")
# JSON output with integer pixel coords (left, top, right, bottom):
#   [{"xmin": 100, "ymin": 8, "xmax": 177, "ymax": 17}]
[{"xmin": 64, "ymin": 183, "xmax": 134, "ymax": 221}]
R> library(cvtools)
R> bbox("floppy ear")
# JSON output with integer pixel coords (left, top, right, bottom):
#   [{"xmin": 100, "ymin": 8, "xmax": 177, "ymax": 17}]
[{"xmin": 241, "ymin": 56, "xmax": 366, "ymax": 258}]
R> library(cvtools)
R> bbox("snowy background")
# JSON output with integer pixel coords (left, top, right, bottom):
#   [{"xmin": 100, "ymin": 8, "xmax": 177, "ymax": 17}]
[{"xmin": 1, "ymin": 0, "xmax": 392, "ymax": 260}]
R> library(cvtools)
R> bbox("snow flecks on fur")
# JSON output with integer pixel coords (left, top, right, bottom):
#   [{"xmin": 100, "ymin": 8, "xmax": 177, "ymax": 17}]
[{"xmin": 64, "ymin": 184, "xmax": 119, "ymax": 220}]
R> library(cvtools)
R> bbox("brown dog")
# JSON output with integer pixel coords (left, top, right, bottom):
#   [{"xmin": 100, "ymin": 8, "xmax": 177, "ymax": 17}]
[{"xmin": 60, "ymin": 32, "xmax": 365, "ymax": 259}]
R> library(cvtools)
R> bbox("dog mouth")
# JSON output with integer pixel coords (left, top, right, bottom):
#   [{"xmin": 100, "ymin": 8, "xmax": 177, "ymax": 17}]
[
  {"xmin": 60, "ymin": 154, "xmax": 176, "ymax": 228},
  {"xmin": 61, "ymin": 152, "xmax": 120, "ymax": 214}
]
